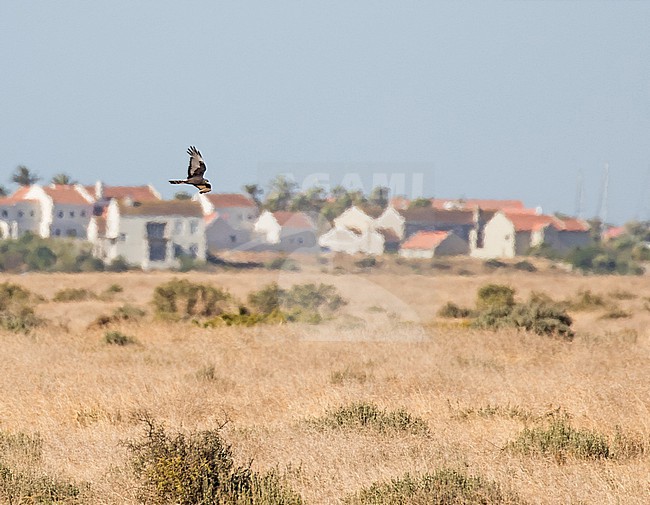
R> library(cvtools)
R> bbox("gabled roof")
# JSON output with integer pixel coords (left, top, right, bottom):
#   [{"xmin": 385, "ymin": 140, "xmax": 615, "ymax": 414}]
[
  {"xmin": 377, "ymin": 227, "xmax": 400, "ymax": 243},
  {"xmin": 0, "ymin": 186, "xmax": 36, "ymax": 205},
  {"xmin": 504, "ymin": 211, "xmax": 556, "ymax": 232},
  {"xmin": 119, "ymin": 200, "xmax": 203, "ymax": 217},
  {"xmin": 206, "ymin": 193, "xmax": 256, "ymax": 208},
  {"xmin": 399, "ymin": 207, "xmax": 475, "ymax": 225},
  {"xmin": 272, "ymin": 211, "xmax": 314, "ymax": 229},
  {"xmin": 433, "ymin": 198, "xmax": 525, "ymax": 211},
  {"xmin": 401, "ymin": 231, "xmax": 450, "ymax": 250},
  {"xmin": 602, "ymin": 226, "xmax": 625, "ymax": 241},
  {"xmin": 554, "ymin": 216, "xmax": 590, "ymax": 232},
  {"xmin": 43, "ymin": 185, "xmax": 93, "ymax": 205}
]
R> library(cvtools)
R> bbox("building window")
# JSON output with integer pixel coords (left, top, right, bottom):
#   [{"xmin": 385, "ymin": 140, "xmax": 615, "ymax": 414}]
[
  {"xmin": 189, "ymin": 244, "xmax": 199, "ymax": 258},
  {"xmin": 54, "ymin": 229, "xmax": 61, "ymax": 236},
  {"xmin": 174, "ymin": 220, "xmax": 183, "ymax": 234},
  {"xmin": 18, "ymin": 211, "xmax": 24, "ymax": 218},
  {"xmin": 1, "ymin": 210, "xmax": 7, "ymax": 218},
  {"xmin": 229, "ymin": 235, "xmax": 236, "ymax": 243},
  {"xmin": 80, "ymin": 210, "xmax": 86, "ymax": 217},
  {"xmin": 57, "ymin": 211, "xmax": 64, "ymax": 218},
  {"xmin": 298, "ymin": 237, "xmax": 304, "ymax": 244},
  {"xmin": 190, "ymin": 220, "xmax": 198, "ymax": 234},
  {"xmin": 119, "ymin": 233, "xmax": 126, "ymax": 242},
  {"xmin": 66, "ymin": 229, "xmax": 77, "ymax": 237},
  {"xmin": 30, "ymin": 211, "xmax": 34, "ymax": 217},
  {"xmin": 69, "ymin": 211, "xmax": 75, "ymax": 218}
]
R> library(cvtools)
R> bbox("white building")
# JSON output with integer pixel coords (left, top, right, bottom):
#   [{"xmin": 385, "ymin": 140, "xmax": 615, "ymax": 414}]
[
  {"xmin": 91, "ymin": 199, "xmax": 206, "ymax": 269},
  {"xmin": 193, "ymin": 193, "xmax": 259, "ymax": 251},
  {"xmin": 252, "ymin": 210, "xmax": 318, "ymax": 252}
]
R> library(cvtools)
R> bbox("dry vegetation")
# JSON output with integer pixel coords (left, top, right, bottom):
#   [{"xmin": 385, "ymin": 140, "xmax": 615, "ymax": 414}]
[{"xmin": 2, "ymin": 256, "xmax": 650, "ymax": 503}]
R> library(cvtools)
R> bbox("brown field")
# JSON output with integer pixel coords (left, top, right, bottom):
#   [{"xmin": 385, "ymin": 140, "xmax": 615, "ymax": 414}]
[{"xmin": 2, "ymin": 257, "xmax": 650, "ymax": 503}]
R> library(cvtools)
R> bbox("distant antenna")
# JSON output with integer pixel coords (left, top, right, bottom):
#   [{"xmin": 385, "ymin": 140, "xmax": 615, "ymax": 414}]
[
  {"xmin": 596, "ymin": 162, "xmax": 609, "ymax": 225},
  {"xmin": 574, "ymin": 168, "xmax": 585, "ymax": 219}
]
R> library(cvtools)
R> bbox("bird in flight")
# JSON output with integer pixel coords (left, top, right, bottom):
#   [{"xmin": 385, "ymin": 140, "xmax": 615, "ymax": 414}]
[{"xmin": 169, "ymin": 146, "xmax": 212, "ymax": 194}]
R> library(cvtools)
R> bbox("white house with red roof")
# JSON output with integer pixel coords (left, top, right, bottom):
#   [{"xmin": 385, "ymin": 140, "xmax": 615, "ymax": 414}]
[
  {"xmin": 91, "ymin": 199, "xmax": 205, "ymax": 269},
  {"xmin": 318, "ymin": 205, "xmax": 387, "ymax": 255},
  {"xmin": 398, "ymin": 230, "xmax": 468, "ymax": 258},
  {"xmin": 0, "ymin": 184, "xmax": 94, "ymax": 239},
  {"xmin": 252, "ymin": 210, "xmax": 318, "ymax": 252},
  {"xmin": 471, "ymin": 210, "xmax": 592, "ymax": 258},
  {"xmin": 193, "ymin": 193, "xmax": 259, "ymax": 251}
]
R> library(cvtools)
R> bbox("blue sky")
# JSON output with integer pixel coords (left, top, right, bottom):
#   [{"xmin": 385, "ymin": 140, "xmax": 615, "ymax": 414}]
[{"xmin": 1, "ymin": 1, "xmax": 650, "ymax": 224}]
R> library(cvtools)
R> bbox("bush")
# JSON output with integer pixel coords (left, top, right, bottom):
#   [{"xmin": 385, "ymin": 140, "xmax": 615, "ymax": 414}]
[
  {"xmin": 0, "ymin": 282, "xmax": 42, "ymax": 333},
  {"xmin": 126, "ymin": 417, "xmax": 302, "ymax": 505},
  {"xmin": 567, "ymin": 289, "xmax": 606, "ymax": 311},
  {"xmin": 437, "ymin": 302, "xmax": 472, "ymax": 319},
  {"xmin": 471, "ymin": 286, "xmax": 574, "ymax": 339},
  {"xmin": 476, "ymin": 284, "xmax": 515, "ymax": 311},
  {"xmin": 248, "ymin": 282, "xmax": 284, "ymax": 314},
  {"xmin": 92, "ymin": 304, "xmax": 146, "ymax": 327},
  {"xmin": 309, "ymin": 402, "xmax": 429, "ymax": 435},
  {"xmin": 104, "ymin": 331, "xmax": 136, "ymax": 346},
  {"xmin": 344, "ymin": 469, "xmax": 525, "ymax": 505},
  {"xmin": 0, "ymin": 429, "xmax": 85, "ymax": 504},
  {"xmin": 483, "ymin": 258, "xmax": 507, "ymax": 269},
  {"xmin": 355, "ymin": 257, "xmax": 377, "ymax": 269},
  {"xmin": 514, "ymin": 260, "xmax": 537, "ymax": 272},
  {"xmin": 152, "ymin": 279, "xmax": 231, "ymax": 320},
  {"xmin": 265, "ymin": 257, "xmax": 300, "ymax": 271},
  {"xmin": 106, "ymin": 256, "xmax": 130, "ymax": 272},
  {"xmin": 507, "ymin": 415, "xmax": 610, "ymax": 460},
  {"xmin": 53, "ymin": 288, "xmax": 96, "ymax": 302}
]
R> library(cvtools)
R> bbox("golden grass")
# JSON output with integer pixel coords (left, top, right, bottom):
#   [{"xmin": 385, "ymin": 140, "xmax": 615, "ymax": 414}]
[{"xmin": 1, "ymin": 265, "xmax": 650, "ymax": 503}]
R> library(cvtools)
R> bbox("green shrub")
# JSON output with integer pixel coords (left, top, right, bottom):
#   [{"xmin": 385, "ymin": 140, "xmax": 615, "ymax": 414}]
[
  {"xmin": 104, "ymin": 331, "xmax": 136, "ymax": 346},
  {"xmin": 507, "ymin": 415, "xmax": 610, "ymax": 460},
  {"xmin": 152, "ymin": 279, "xmax": 231, "ymax": 320},
  {"xmin": 514, "ymin": 260, "xmax": 536, "ymax": 272},
  {"xmin": 344, "ymin": 469, "xmax": 525, "ymax": 505},
  {"xmin": 309, "ymin": 402, "xmax": 429, "ymax": 435},
  {"xmin": 599, "ymin": 308, "xmax": 631, "ymax": 319},
  {"xmin": 126, "ymin": 417, "xmax": 302, "ymax": 505},
  {"xmin": 106, "ymin": 256, "xmax": 130, "ymax": 272},
  {"xmin": 92, "ymin": 304, "xmax": 146, "ymax": 327},
  {"xmin": 202, "ymin": 309, "xmax": 287, "ymax": 327},
  {"xmin": 53, "ymin": 288, "xmax": 96, "ymax": 302},
  {"xmin": 476, "ymin": 284, "xmax": 515, "ymax": 311},
  {"xmin": 105, "ymin": 284, "xmax": 123, "ymax": 294},
  {"xmin": 483, "ymin": 258, "xmax": 507, "ymax": 269},
  {"xmin": 265, "ymin": 257, "xmax": 300, "ymax": 271},
  {"xmin": 355, "ymin": 257, "xmax": 377, "ymax": 269},
  {"xmin": 248, "ymin": 282, "xmax": 284, "ymax": 314},
  {"xmin": 437, "ymin": 301, "xmax": 472, "ymax": 318},
  {"xmin": 0, "ymin": 282, "xmax": 43, "ymax": 333}
]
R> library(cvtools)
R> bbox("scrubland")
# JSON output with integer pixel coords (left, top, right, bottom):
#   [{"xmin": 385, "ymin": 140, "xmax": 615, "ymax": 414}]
[{"xmin": 1, "ymin": 256, "xmax": 650, "ymax": 503}]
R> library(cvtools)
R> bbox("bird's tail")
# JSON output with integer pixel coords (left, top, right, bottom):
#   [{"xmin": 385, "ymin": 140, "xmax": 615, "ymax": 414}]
[{"xmin": 169, "ymin": 180, "xmax": 186, "ymax": 185}]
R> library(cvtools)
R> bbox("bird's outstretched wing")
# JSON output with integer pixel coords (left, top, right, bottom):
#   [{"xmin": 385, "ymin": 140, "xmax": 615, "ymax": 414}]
[{"xmin": 187, "ymin": 146, "xmax": 207, "ymax": 178}]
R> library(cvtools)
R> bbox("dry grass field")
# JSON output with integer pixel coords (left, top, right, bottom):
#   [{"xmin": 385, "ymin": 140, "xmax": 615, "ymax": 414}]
[{"xmin": 2, "ymin": 257, "xmax": 650, "ymax": 503}]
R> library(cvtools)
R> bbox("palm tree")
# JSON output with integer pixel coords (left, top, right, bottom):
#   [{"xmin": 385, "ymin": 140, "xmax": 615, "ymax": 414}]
[
  {"xmin": 12, "ymin": 165, "xmax": 40, "ymax": 186},
  {"xmin": 51, "ymin": 173, "xmax": 76, "ymax": 185},
  {"xmin": 243, "ymin": 184, "xmax": 263, "ymax": 207},
  {"xmin": 0, "ymin": 185, "xmax": 8, "ymax": 197}
]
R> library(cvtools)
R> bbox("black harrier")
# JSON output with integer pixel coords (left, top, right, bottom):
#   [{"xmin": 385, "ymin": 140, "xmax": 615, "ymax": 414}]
[{"xmin": 169, "ymin": 146, "xmax": 212, "ymax": 194}]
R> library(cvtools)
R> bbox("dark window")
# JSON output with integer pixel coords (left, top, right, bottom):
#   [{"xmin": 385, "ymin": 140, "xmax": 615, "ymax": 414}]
[
  {"xmin": 57, "ymin": 211, "xmax": 64, "ymax": 218},
  {"xmin": 18, "ymin": 211, "xmax": 24, "ymax": 218},
  {"xmin": 229, "ymin": 235, "xmax": 236, "ymax": 243},
  {"xmin": 1, "ymin": 210, "xmax": 7, "ymax": 218},
  {"xmin": 69, "ymin": 211, "xmax": 75, "ymax": 218},
  {"xmin": 147, "ymin": 222, "xmax": 167, "ymax": 261},
  {"xmin": 81, "ymin": 210, "xmax": 86, "ymax": 217},
  {"xmin": 66, "ymin": 229, "xmax": 77, "ymax": 237},
  {"xmin": 30, "ymin": 211, "xmax": 34, "ymax": 217},
  {"xmin": 189, "ymin": 244, "xmax": 199, "ymax": 258},
  {"xmin": 54, "ymin": 229, "xmax": 61, "ymax": 236}
]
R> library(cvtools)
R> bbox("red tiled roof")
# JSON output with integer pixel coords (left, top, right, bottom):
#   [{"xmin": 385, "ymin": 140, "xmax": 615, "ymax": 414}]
[
  {"xmin": 505, "ymin": 211, "xmax": 555, "ymax": 232},
  {"xmin": 206, "ymin": 193, "xmax": 255, "ymax": 208},
  {"xmin": 43, "ymin": 185, "xmax": 93, "ymax": 205},
  {"xmin": 433, "ymin": 198, "xmax": 525, "ymax": 211},
  {"xmin": 273, "ymin": 211, "xmax": 313, "ymax": 229},
  {"xmin": 84, "ymin": 185, "xmax": 160, "ymax": 202},
  {"xmin": 0, "ymin": 186, "xmax": 35, "ymax": 205},
  {"xmin": 119, "ymin": 200, "xmax": 203, "ymax": 217},
  {"xmin": 399, "ymin": 207, "xmax": 475, "ymax": 225},
  {"xmin": 554, "ymin": 217, "xmax": 590, "ymax": 232},
  {"xmin": 401, "ymin": 231, "xmax": 450, "ymax": 250},
  {"xmin": 602, "ymin": 226, "xmax": 625, "ymax": 241}
]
